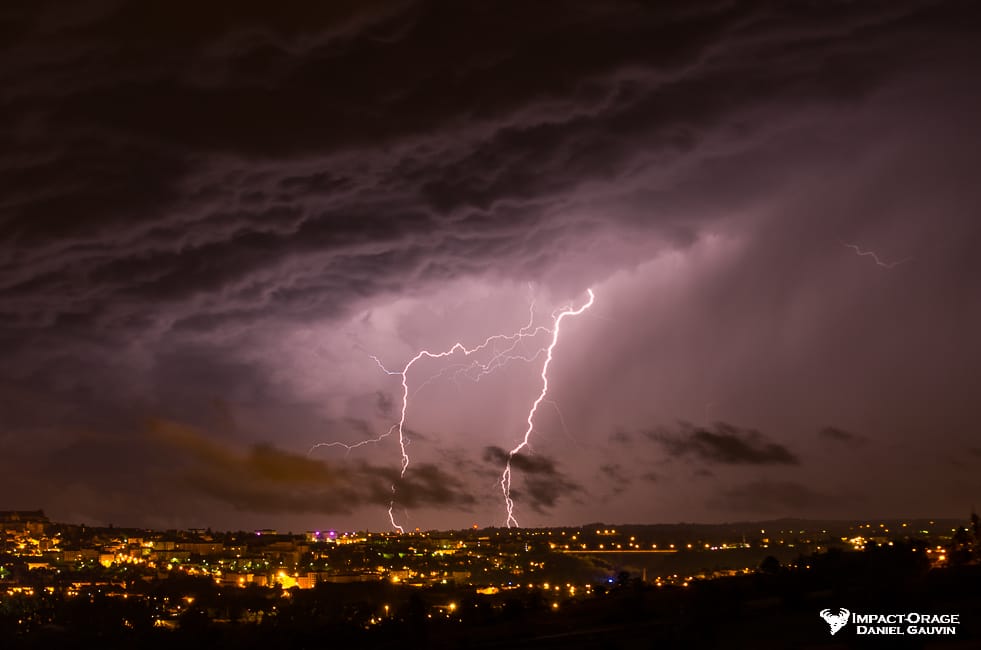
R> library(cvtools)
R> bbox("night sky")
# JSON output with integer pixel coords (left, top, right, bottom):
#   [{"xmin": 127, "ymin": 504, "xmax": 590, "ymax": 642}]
[{"xmin": 2, "ymin": 1, "xmax": 980, "ymax": 532}]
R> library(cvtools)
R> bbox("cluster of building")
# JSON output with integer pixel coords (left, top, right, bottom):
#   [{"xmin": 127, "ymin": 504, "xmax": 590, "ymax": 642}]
[{"xmin": 1, "ymin": 510, "xmax": 969, "ymax": 603}]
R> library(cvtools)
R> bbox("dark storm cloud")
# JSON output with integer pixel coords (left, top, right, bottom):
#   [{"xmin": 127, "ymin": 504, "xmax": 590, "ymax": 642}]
[
  {"xmin": 599, "ymin": 463, "xmax": 628, "ymax": 484},
  {"xmin": 608, "ymin": 430, "xmax": 633, "ymax": 445},
  {"xmin": 710, "ymin": 480, "xmax": 843, "ymax": 515},
  {"xmin": 483, "ymin": 445, "xmax": 582, "ymax": 512},
  {"xmin": 375, "ymin": 391, "xmax": 394, "ymax": 418},
  {"xmin": 818, "ymin": 426, "xmax": 866, "ymax": 446},
  {"xmin": 2, "ymin": 0, "xmax": 977, "ymax": 342},
  {"xmin": 520, "ymin": 476, "xmax": 583, "ymax": 515},
  {"xmin": 153, "ymin": 419, "xmax": 475, "ymax": 514},
  {"xmin": 652, "ymin": 422, "xmax": 799, "ymax": 465},
  {"xmin": 483, "ymin": 445, "xmax": 559, "ymax": 476},
  {"xmin": 392, "ymin": 463, "xmax": 477, "ymax": 510},
  {"xmin": 598, "ymin": 463, "xmax": 631, "ymax": 498}
]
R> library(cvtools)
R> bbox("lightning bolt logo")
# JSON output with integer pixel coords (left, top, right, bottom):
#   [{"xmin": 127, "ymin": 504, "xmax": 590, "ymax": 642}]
[{"xmin": 310, "ymin": 289, "xmax": 595, "ymax": 532}]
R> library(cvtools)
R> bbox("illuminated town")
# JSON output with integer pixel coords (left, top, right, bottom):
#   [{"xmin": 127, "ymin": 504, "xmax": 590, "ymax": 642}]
[{"xmin": 3, "ymin": 509, "xmax": 978, "ymax": 646}]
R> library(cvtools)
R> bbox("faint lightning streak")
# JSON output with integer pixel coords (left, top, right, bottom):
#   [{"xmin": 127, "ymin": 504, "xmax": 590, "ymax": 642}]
[
  {"xmin": 307, "ymin": 423, "xmax": 398, "ymax": 457},
  {"xmin": 543, "ymin": 399, "xmax": 572, "ymax": 440},
  {"xmin": 501, "ymin": 289, "xmax": 594, "ymax": 528},
  {"xmin": 843, "ymin": 243, "xmax": 911, "ymax": 269}
]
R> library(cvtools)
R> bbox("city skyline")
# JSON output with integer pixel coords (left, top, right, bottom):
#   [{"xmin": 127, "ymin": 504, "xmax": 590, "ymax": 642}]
[{"xmin": 2, "ymin": 1, "xmax": 980, "ymax": 532}]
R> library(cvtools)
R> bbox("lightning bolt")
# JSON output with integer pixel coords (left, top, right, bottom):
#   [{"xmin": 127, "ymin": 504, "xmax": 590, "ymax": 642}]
[
  {"xmin": 366, "ymin": 328, "xmax": 548, "ymax": 533},
  {"xmin": 310, "ymin": 290, "xmax": 594, "ymax": 532},
  {"xmin": 501, "ymin": 289, "xmax": 594, "ymax": 527},
  {"xmin": 842, "ymin": 243, "xmax": 911, "ymax": 269}
]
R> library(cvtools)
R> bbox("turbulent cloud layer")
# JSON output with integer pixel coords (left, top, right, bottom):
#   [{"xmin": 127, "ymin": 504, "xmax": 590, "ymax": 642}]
[{"xmin": 3, "ymin": 0, "xmax": 977, "ymax": 341}]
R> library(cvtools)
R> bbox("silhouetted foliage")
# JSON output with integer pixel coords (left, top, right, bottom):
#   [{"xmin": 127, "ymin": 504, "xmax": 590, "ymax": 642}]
[{"xmin": 759, "ymin": 555, "xmax": 781, "ymax": 575}]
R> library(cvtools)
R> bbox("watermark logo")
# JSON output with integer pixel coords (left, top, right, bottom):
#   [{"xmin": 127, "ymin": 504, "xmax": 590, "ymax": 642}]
[
  {"xmin": 819, "ymin": 609, "xmax": 960, "ymax": 636},
  {"xmin": 819, "ymin": 608, "xmax": 850, "ymax": 635}
]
